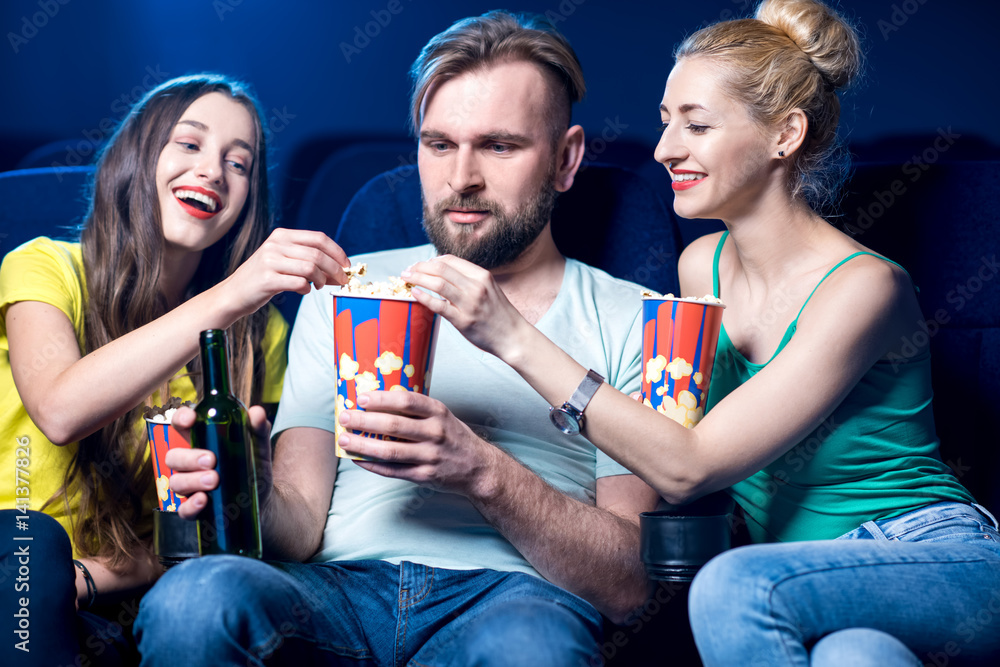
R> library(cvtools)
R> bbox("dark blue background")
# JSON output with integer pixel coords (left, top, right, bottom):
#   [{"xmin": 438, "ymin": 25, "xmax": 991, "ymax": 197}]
[{"xmin": 2, "ymin": 0, "xmax": 997, "ymax": 222}]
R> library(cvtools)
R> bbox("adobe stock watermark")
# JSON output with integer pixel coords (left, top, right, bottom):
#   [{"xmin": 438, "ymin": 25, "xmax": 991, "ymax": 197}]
[
  {"xmin": 877, "ymin": 0, "xmax": 930, "ymax": 41},
  {"xmin": 885, "ymin": 254, "xmax": 998, "ymax": 371},
  {"xmin": 340, "ymin": 0, "xmax": 413, "ymax": 64},
  {"xmin": 846, "ymin": 127, "xmax": 960, "ymax": 236},
  {"xmin": 383, "ymin": 147, "xmax": 419, "ymax": 193},
  {"xmin": 49, "ymin": 65, "xmax": 172, "ymax": 175},
  {"xmin": 577, "ymin": 116, "xmax": 630, "ymax": 172},
  {"xmin": 924, "ymin": 588, "xmax": 1000, "ymax": 666},
  {"xmin": 583, "ymin": 579, "xmax": 686, "ymax": 666},
  {"xmin": 716, "ymin": 0, "xmax": 755, "ymax": 21},
  {"xmin": 7, "ymin": 0, "xmax": 71, "ymax": 54},
  {"xmin": 266, "ymin": 105, "xmax": 296, "ymax": 135},
  {"xmin": 542, "ymin": 0, "xmax": 587, "ymax": 27},
  {"xmin": 244, "ymin": 602, "xmax": 313, "ymax": 665},
  {"xmin": 622, "ymin": 244, "xmax": 675, "ymax": 290},
  {"xmin": 213, "ymin": 0, "xmax": 243, "ymax": 21},
  {"xmin": 74, "ymin": 596, "xmax": 142, "ymax": 661}
]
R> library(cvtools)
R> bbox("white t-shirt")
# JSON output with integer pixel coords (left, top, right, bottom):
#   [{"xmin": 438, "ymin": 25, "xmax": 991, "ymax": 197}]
[{"xmin": 273, "ymin": 244, "xmax": 644, "ymax": 576}]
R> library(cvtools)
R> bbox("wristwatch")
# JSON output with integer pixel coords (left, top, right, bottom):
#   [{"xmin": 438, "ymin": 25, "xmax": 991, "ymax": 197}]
[{"xmin": 549, "ymin": 370, "xmax": 605, "ymax": 436}]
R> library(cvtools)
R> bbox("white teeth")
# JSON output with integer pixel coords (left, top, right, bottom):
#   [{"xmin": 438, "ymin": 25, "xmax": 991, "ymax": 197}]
[
  {"xmin": 175, "ymin": 189, "xmax": 218, "ymax": 212},
  {"xmin": 673, "ymin": 173, "xmax": 706, "ymax": 182}
]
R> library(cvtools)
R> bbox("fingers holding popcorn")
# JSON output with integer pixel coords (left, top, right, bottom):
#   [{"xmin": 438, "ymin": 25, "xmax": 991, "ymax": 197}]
[
  {"xmin": 224, "ymin": 228, "xmax": 352, "ymax": 313},
  {"xmin": 402, "ymin": 255, "xmax": 525, "ymax": 358}
]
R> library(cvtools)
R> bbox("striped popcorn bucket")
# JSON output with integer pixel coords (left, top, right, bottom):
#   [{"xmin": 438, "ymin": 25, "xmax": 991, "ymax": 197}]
[
  {"xmin": 640, "ymin": 297, "xmax": 725, "ymax": 429},
  {"xmin": 332, "ymin": 293, "xmax": 441, "ymax": 459},
  {"xmin": 145, "ymin": 418, "xmax": 192, "ymax": 511}
]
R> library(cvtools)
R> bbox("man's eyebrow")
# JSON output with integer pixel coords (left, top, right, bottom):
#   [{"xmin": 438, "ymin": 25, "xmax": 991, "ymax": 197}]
[
  {"xmin": 176, "ymin": 119, "xmax": 253, "ymax": 152},
  {"xmin": 420, "ymin": 129, "xmax": 448, "ymax": 140},
  {"xmin": 482, "ymin": 131, "xmax": 531, "ymax": 144},
  {"xmin": 419, "ymin": 129, "xmax": 532, "ymax": 144}
]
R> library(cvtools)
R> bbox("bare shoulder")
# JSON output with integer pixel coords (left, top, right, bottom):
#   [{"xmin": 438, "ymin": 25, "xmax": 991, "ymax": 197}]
[
  {"xmin": 798, "ymin": 251, "xmax": 919, "ymax": 344},
  {"xmin": 678, "ymin": 231, "xmax": 726, "ymax": 296}
]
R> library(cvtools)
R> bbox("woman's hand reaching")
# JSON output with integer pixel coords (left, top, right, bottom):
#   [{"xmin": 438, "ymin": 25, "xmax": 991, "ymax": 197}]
[
  {"xmin": 219, "ymin": 228, "xmax": 351, "ymax": 317},
  {"xmin": 402, "ymin": 255, "xmax": 529, "ymax": 362}
]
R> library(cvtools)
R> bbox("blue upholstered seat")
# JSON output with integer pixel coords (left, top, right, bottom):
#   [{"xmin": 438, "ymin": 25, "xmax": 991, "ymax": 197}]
[
  {"xmin": 0, "ymin": 166, "xmax": 93, "ymax": 260},
  {"xmin": 840, "ymin": 160, "xmax": 1000, "ymax": 512},
  {"xmin": 293, "ymin": 139, "xmax": 419, "ymax": 235},
  {"xmin": 14, "ymin": 139, "xmax": 100, "ymax": 170},
  {"xmin": 330, "ymin": 162, "xmax": 684, "ymax": 296}
]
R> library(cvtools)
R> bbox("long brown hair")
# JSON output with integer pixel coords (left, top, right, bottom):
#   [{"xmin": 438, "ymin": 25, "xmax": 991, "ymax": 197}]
[{"xmin": 46, "ymin": 74, "xmax": 273, "ymax": 569}]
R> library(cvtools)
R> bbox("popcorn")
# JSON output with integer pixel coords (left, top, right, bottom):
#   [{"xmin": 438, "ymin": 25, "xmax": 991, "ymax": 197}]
[
  {"xmin": 143, "ymin": 397, "xmax": 194, "ymax": 512},
  {"xmin": 640, "ymin": 289, "xmax": 725, "ymax": 305},
  {"xmin": 143, "ymin": 397, "xmax": 195, "ymax": 423},
  {"xmin": 338, "ymin": 263, "xmax": 415, "ymax": 298}
]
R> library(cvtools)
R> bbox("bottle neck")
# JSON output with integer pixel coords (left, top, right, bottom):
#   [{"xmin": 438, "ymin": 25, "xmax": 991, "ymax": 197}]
[{"xmin": 200, "ymin": 333, "xmax": 232, "ymax": 397}]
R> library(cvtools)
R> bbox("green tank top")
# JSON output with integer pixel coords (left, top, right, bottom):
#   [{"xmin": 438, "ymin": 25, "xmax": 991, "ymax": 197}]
[{"xmin": 705, "ymin": 232, "xmax": 973, "ymax": 542}]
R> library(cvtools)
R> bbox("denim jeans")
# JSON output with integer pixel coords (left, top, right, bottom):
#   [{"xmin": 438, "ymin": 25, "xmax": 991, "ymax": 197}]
[
  {"xmin": 689, "ymin": 501, "xmax": 1000, "ymax": 666},
  {"xmin": 0, "ymin": 509, "xmax": 139, "ymax": 667},
  {"xmin": 134, "ymin": 555, "xmax": 602, "ymax": 666}
]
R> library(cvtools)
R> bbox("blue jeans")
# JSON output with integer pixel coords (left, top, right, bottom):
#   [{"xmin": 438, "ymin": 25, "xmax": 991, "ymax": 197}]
[
  {"xmin": 134, "ymin": 556, "xmax": 602, "ymax": 666},
  {"xmin": 0, "ymin": 509, "xmax": 139, "ymax": 666},
  {"xmin": 689, "ymin": 501, "xmax": 1000, "ymax": 666}
]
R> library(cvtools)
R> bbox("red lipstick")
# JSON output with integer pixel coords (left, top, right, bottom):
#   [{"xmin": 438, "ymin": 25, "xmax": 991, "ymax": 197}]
[
  {"xmin": 670, "ymin": 169, "xmax": 707, "ymax": 191},
  {"xmin": 172, "ymin": 186, "xmax": 223, "ymax": 220}
]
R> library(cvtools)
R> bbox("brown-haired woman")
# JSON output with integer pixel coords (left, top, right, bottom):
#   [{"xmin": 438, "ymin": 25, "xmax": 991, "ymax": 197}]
[
  {"xmin": 0, "ymin": 73, "xmax": 348, "ymax": 665},
  {"xmin": 400, "ymin": 0, "xmax": 1000, "ymax": 663}
]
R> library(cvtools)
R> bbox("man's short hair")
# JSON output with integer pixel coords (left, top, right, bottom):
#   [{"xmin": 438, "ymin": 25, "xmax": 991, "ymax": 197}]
[{"xmin": 408, "ymin": 10, "xmax": 586, "ymax": 144}]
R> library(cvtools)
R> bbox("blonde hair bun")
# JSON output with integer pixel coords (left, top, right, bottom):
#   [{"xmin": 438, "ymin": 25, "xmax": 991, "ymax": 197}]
[{"xmin": 756, "ymin": 0, "xmax": 861, "ymax": 90}]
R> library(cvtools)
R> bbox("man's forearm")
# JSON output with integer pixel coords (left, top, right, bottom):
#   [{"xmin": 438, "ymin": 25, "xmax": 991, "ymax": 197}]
[
  {"xmin": 260, "ymin": 427, "xmax": 338, "ymax": 562},
  {"xmin": 260, "ymin": 481, "xmax": 326, "ymax": 562},
  {"xmin": 470, "ymin": 448, "xmax": 650, "ymax": 624}
]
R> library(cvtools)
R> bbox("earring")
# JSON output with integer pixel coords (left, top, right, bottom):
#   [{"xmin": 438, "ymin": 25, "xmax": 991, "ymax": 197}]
[{"xmin": 778, "ymin": 150, "xmax": 785, "ymax": 157}]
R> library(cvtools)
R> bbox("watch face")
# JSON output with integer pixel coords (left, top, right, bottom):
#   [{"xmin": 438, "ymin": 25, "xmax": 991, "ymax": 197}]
[{"xmin": 549, "ymin": 406, "xmax": 581, "ymax": 436}]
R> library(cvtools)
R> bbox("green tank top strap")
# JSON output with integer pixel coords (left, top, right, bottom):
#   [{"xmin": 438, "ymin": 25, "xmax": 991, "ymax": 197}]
[
  {"xmin": 712, "ymin": 231, "xmax": 729, "ymax": 298},
  {"xmin": 711, "ymin": 232, "xmax": 908, "ymax": 324},
  {"xmin": 712, "ymin": 231, "xmax": 909, "ymax": 324},
  {"xmin": 793, "ymin": 251, "xmax": 909, "ymax": 322}
]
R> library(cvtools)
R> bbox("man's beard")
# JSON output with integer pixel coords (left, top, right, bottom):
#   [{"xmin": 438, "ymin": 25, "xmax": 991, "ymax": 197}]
[{"xmin": 422, "ymin": 177, "xmax": 559, "ymax": 270}]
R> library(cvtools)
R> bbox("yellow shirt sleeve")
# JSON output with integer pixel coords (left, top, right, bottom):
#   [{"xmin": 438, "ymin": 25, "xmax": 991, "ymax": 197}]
[
  {"xmin": 261, "ymin": 303, "xmax": 289, "ymax": 404},
  {"xmin": 0, "ymin": 237, "xmax": 86, "ymax": 348}
]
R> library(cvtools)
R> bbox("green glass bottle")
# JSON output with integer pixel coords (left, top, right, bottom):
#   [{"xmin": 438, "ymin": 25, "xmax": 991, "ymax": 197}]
[{"xmin": 191, "ymin": 329, "xmax": 262, "ymax": 558}]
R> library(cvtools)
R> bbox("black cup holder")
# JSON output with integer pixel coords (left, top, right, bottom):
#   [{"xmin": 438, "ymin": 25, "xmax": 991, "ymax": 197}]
[
  {"xmin": 640, "ymin": 492, "xmax": 734, "ymax": 583},
  {"xmin": 153, "ymin": 509, "xmax": 200, "ymax": 567}
]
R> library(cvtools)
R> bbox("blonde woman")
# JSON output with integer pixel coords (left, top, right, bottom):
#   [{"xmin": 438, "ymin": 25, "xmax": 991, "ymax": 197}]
[{"xmin": 402, "ymin": 1, "xmax": 1000, "ymax": 663}]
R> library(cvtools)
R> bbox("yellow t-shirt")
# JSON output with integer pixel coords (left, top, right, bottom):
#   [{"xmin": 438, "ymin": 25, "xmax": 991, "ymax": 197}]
[{"xmin": 0, "ymin": 237, "xmax": 289, "ymax": 555}]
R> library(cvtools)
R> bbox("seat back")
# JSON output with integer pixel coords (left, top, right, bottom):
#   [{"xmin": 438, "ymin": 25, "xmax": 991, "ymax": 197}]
[
  {"xmin": 294, "ymin": 139, "xmax": 419, "ymax": 233},
  {"xmin": 15, "ymin": 139, "xmax": 100, "ymax": 170},
  {"xmin": 333, "ymin": 163, "xmax": 683, "ymax": 296},
  {"xmin": 841, "ymin": 160, "xmax": 1000, "ymax": 511},
  {"xmin": 0, "ymin": 167, "xmax": 93, "ymax": 260}
]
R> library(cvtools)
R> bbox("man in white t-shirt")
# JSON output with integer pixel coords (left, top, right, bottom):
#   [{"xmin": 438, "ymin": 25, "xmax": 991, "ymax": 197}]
[{"xmin": 136, "ymin": 11, "xmax": 659, "ymax": 666}]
